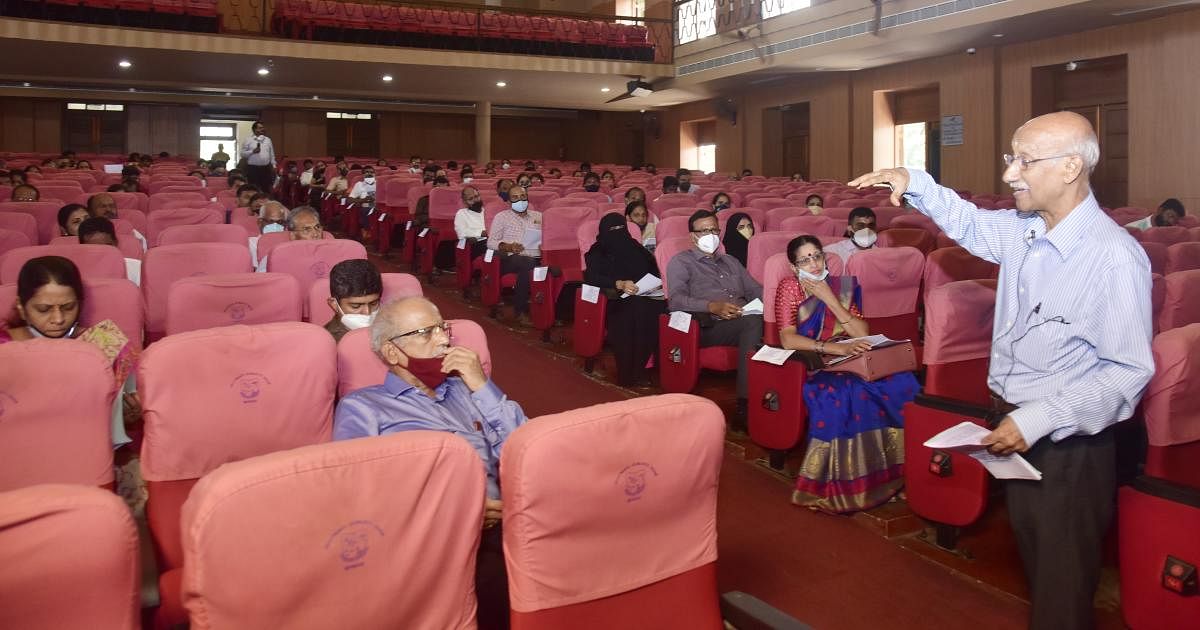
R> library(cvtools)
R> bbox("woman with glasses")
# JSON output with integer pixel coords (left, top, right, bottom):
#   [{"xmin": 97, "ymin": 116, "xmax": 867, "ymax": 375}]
[{"xmin": 774, "ymin": 235, "xmax": 917, "ymax": 514}]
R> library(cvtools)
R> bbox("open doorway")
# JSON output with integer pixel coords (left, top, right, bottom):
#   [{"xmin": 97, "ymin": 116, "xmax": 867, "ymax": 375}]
[
  {"xmin": 200, "ymin": 117, "xmax": 255, "ymax": 168},
  {"xmin": 680, "ymin": 118, "xmax": 717, "ymax": 173},
  {"xmin": 762, "ymin": 103, "xmax": 809, "ymax": 179}
]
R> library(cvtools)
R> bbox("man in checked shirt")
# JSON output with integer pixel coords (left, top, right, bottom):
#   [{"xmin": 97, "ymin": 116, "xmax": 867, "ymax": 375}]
[{"xmin": 851, "ymin": 111, "xmax": 1154, "ymax": 630}]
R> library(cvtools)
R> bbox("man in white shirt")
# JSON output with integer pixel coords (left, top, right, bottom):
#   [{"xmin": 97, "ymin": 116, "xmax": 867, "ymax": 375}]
[
  {"xmin": 78, "ymin": 217, "xmax": 140, "ymax": 286},
  {"xmin": 454, "ymin": 186, "xmax": 488, "ymax": 261},
  {"xmin": 239, "ymin": 121, "xmax": 276, "ymax": 195},
  {"xmin": 823, "ymin": 207, "xmax": 878, "ymax": 266},
  {"xmin": 299, "ymin": 159, "xmax": 315, "ymax": 186},
  {"xmin": 250, "ymin": 201, "xmax": 288, "ymax": 271},
  {"xmin": 1125, "ymin": 198, "xmax": 1185, "ymax": 230},
  {"xmin": 348, "ymin": 166, "xmax": 378, "ymax": 239}
]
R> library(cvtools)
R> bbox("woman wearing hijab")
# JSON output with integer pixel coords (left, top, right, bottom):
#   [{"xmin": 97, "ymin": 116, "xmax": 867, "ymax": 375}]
[
  {"xmin": 584, "ymin": 213, "xmax": 666, "ymax": 386},
  {"xmin": 722, "ymin": 211, "xmax": 755, "ymax": 267}
]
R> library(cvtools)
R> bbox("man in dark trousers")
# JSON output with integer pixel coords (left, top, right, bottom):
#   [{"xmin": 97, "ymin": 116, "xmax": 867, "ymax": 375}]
[{"xmin": 239, "ymin": 121, "xmax": 276, "ymax": 195}]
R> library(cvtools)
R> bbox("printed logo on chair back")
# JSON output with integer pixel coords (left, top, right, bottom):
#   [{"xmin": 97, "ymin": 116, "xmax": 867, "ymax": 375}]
[
  {"xmin": 309, "ymin": 261, "xmax": 330, "ymax": 277},
  {"xmin": 616, "ymin": 462, "xmax": 658, "ymax": 502},
  {"xmin": 224, "ymin": 301, "xmax": 253, "ymax": 322},
  {"xmin": 0, "ymin": 390, "xmax": 15, "ymax": 420},
  {"xmin": 230, "ymin": 372, "xmax": 271, "ymax": 404},
  {"xmin": 325, "ymin": 520, "xmax": 385, "ymax": 571}
]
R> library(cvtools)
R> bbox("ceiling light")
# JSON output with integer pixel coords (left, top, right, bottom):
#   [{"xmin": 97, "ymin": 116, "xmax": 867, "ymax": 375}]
[
  {"xmin": 382, "ymin": 74, "xmax": 393, "ymax": 82},
  {"xmin": 257, "ymin": 67, "xmax": 270, "ymax": 76},
  {"xmin": 128, "ymin": 87, "xmax": 136, "ymax": 92},
  {"xmin": 225, "ymin": 92, "xmax": 232, "ymax": 96},
  {"xmin": 312, "ymin": 95, "xmax": 320, "ymax": 100},
  {"xmin": 992, "ymin": 33, "xmax": 1004, "ymax": 38},
  {"xmin": 22, "ymin": 82, "xmax": 30, "ymax": 87},
  {"xmin": 600, "ymin": 87, "xmax": 611, "ymax": 93},
  {"xmin": 496, "ymin": 81, "xmax": 507, "ymax": 87},
  {"xmin": 639, "ymin": 109, "xmax": 645, "ymax": 113},
  {"xmin": 118, "ymin": 60, "xmax": 132, "ymax": 69}
]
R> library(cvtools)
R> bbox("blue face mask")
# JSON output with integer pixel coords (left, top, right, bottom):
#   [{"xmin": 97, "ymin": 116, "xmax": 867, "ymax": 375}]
[
  {"xmin": 511, "ymin": 200, "xmax": 529, "ymax": 213},
  {"xmin": 262, "ymin": 222, "xmax": 285, "ymax": 234}
]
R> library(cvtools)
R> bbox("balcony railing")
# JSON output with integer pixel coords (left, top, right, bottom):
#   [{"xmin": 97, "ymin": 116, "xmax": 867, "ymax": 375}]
[{"xmin": 674, "ymin": 0, "xmax": 812, "ymax": 45}]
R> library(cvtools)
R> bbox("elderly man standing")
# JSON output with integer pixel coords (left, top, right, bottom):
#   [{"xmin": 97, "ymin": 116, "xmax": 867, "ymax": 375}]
[
  {"xmin": 486, "ymin": 185, "xmax": 541, "ymax": 326},
  {"xmin": 850, "ymin": 111, "xmax": 1154, "ymax": 630},
  {"xmin": 334, "ymin": 297, "xmax": 525, "ymax": 630},
  {"xmin": 239, "ymin": 121, "xmax": 276, "ymax": 194}
]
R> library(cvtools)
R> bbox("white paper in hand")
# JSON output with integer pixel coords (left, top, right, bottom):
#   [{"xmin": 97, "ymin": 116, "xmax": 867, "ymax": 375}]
[
  {"xmin": 405, "ymin": 220, "xmax": 413, "ymax": 230},
  {"xmin": 533, "ymin": 266, "xmax": 549, "ymax": 282},
  {"xmin": 668, "ymin": 311, "xmax": 693, "ymax": 333},
  {"xmin": 741, "ymin": 298, "xmax": 765, "ymax": 315},
  {"xmin": 484, "ymin": 249, "xmax": 495, "ymax": 263},
  {"xmin": 457, "ymin": 238, "xmax": 467, "ymax": 250},
  {"xmin": 751, "ymin": 346, "xmax": 796, "ymax": 366},
  {"xmin": 580, "ymin": 284, "xmax": 601, "ymax": 304},
  {"xmin": 377, "ymin": 212, "xmax": 388, "ymax": 222},
  {"xmin": 418, "ymin": 228, "xmax": 430, "ymax": 238},
  {"xmin": 924, "ymin": 422, "xmax": 1042, "ymax": 481}
]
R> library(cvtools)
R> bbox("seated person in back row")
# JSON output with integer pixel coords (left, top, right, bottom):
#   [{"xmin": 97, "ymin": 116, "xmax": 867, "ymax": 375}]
[
  {"xmin": 78, "ymin": 217, "xmax": 141, "ymax": 287},
  {"xmin": 486, "ymin": 185, "xmax": 542, "ymax": 326},
  {"xmin": 666, "ymin": 210, "xmax": 763, "ymax": 429},
  {"xmin": 323, "ymin": 259, "xmax": 382, "ymax": 343},
  {"xmin": 253, "ymin": 205, "xmax": 324, "ymax": 272},
  {"xmin": 334, "ymin": 297, "xmax": 525, "ymax": 630},
  {"xmin": 1125, "ymin": 198, "xmax": 1186, "ymax": 230},
  {"xmin": 823, "ymin": 206, "xmax": 878, "ymax": 265},
  {"xmin": 454, "ymin": 186, "xmax": 489, "ymax": 260}
]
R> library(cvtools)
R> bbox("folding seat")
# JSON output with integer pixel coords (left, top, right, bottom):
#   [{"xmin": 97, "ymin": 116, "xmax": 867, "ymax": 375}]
[
  {"xmin": 415, "ymin": 187, "xmax": 463, "ymax": 276},
  {"xmin": 0, "ymin": 243, "xmax": 126, "ymax": 284},
  {"xmin": 146, "ymin": 207, "xmax": 224, "ymax": 247},
  {"xmin": 547, "ymin": 197, "xmax": 597, "ymax": 210},
  {"xmin": 157, "ymin": 223, "xmax": 248, "ymax": 247},
  {"xmin": 1166, "ymin": 242, "xmax": 1200, "ymax": 274},
  {"xmin": 0, "ymin": 227, "xmax": 30, "ymax": 258},
  {"xmin": 880, "ymin": 227, "xmax": 935, "ymax": 255},
  {"xmin": 180, "ymin": 431, "xmax": 483, "ymax": 630},
  {"xmin": 660, "ymin": 206, "xmax": 698, "ymax": 219},
  {"xmin": 777, "ymin": 214, "xmax": 840, "ymax": 236},
  {"xmin": 36, "ymin": 184, "xmax": 87, "ymax": 206},
  {"xmin": 922, "ymin": 246, "xmax": 999, "ymax": 298},
  {"xmin": 651, "ymin": 193, "xmax": 699, "ymax": 216},
  {"xmin": 0, "ymin": 339, "xmax": 116, "ymax": 492},
  {"xmin": 541, "ymin": 206, "xmax": 596, "ymax": 283},
  {"xmin": 1159, "ymin": 270, "xmax": 1200, "ymax": 332},
  {"xmin": 230, "ymin": 212, "xmax": 260, "ymax": 238},
  {"xmin": 335, "ymin": 319, "xmax": 490, "ymax": 396},
  {"xmin": 923, "ymin": 280, "xmax": 997, "ymax": 405},
  {"xmin": 1141, "ymin": 323, "xmax": 1200, "ymax": 488},
  {"xmin": 527, "ymin": 188, "xmax": 560, "ymax": 210},
  {"xmin": 142, "ymin": 242, "xmax": 253, "ymax": 340},
  {"xmin": 654, "ymin": 237, "xmax": 739, "ymax": 393},
  {"xmin": 1141, "ymin": 226, "xmax": 1192, "ymax": 246},
  {"xmin": 0, "ymin": 212, "xmax": 38, "ymax": 246},
  {"xmin": 747, "ymin": 197, "xmax": 789, "ymax": 213},
  {"xmin": 745, "ymin": 231, "xmax": 795, "ymax": 284},
  {"xmin": 148, "ymin": 191, "xmax": 208, "ymax": 213},
  {"xmin": 888, "ymin": 213, "xmax": 939, "ymax": 236},
  {"xmin": 0, "ymin": 201, "xmax": 63, "ymax": 244},
  {"xmin": 1140, "ymin": 241, "xmax": 1168, "ymax": 276},
  {"xmin": 501, "ymin": 394, "xmax": 807, "ymax": 629},
  {"xmin": 0, "ymin": 485, "xmax": 139, "ymax": 630},
  {"xmin": 256, "ymin": 230, "xmax": 334, "ymax": 265},
  {"xmin": 138, "ymin": 322, "xmax": 336, "ymax": 629},
  {"xmin": 165, "ymin": 273, "xmax": 301, "ymax": 335},
  {"xmin": 265, "ymin": 239, "xmax": 368, "ymax": 319},
  {"xmin": 846, "ymin": 247, "xmax": 924, "ymax": 342},
  {"xmin": 741, "ymin": 191, "xmax": 777, "ymax": 204},
  {"xmin": 653, "ymin": 215, "xmax": 691, "ymax": 244},
  {"xmin": 570, "ymin": 219, "xmax": 641, "ymax": 368},
  {"xmin": 307, "ymin": 271, "xmax": 421, "ymax": 329}
]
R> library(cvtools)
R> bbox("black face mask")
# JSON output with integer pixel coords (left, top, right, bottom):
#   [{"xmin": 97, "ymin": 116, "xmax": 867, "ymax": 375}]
[
  {"xmin": 499, "ymin": 191, "xmax": 510, "ymax": 202},
  {"xmin": 469, "ymin": 200, "xmax": 483, "ymax": 213},
  {"xmin": 339, "ymin": 169, "xmax": 348, "ymax": 176},
  {"xmin": 678, "ymin": 182, "xmax": 691, "ymax": 192},
  {"xmin": 584, "ymin": 184, "xmax": 600, "ymax": 193}
]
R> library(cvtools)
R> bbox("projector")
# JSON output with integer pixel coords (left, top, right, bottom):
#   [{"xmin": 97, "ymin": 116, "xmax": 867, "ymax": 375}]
[{"xmin": 627, "ymin": 80, "xmax": 654, "ymax": 98}]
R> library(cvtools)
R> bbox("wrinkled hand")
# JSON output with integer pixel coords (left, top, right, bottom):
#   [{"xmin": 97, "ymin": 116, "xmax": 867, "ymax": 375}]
[
  {"xmin": 828, "ymin": 339, "xmax": 872, "ymax": 356},
  {"xmin": 800, "ymin": 278, "xmax": 836, "ymax": 305},
  {"xmin": 708, "ymin": 301, "xmax": 742, "ymax": 320},
  {"xmin": 616, "ymin": 280, "xmax": 639, "ymax": 295},
  {"xmin": 983, "ymin": 417, "xmax": 1029, "ymax": 455},
  {"xmin": 442, "ymin": 346, "xmax": 487, "ymax": 392},
  {"xmin": 483, "ymin": 499, "xmax": 502, "ymax": 530},
  {"xmin": 847, "ymin": 168, "xmax": 911, "ymax": 207}
]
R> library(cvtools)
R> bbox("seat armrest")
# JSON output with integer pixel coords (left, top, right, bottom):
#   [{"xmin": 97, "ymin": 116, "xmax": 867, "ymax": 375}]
[{"xmin": 720, "ymin": 591, "xmax": 813, "ymax": 630}]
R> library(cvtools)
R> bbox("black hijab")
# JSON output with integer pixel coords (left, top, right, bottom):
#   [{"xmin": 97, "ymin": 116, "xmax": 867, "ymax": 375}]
[
  {"xmin": 585, "ymin": 212, "xmax": 658, "ymax": 284},
  {"xmin": 722, "ymin": 212, "xmax": 753, "ymax": 266}
]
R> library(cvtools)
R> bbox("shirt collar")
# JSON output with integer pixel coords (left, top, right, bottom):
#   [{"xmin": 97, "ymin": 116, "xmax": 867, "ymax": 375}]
[
  {"xmin": 383, "ymin": 371, "xmax": 452, "ymax": 402},
  {"xmin": 1041, "ymin": 192, "xmax": 1101, "ymax": 261}
]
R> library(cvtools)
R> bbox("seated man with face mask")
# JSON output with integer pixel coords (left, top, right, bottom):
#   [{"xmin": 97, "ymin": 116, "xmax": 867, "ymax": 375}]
[
  {"xmin": 455, "ymin": 186, "xmax": 489, "ymax": 260},
  {"xmin": 334, "ymin": 296, "xmax": 525, "ymax": 629},
  {"xmin": 486, "ymin": 185, "xmax": 542, "ymax": 326},
  {"xmin": 323, "ymin": 259, "xmax": 382, "ymax": 343},
  {"xmin": 348, "ymin": 166, "xmax": 378, "ymax": 240},
  {"xmin": 677, "ymin": 168, "xmax": 699, "ymax": 195},
  {"xmin": 824, "ymin": 207, "xmax": 878, "ymax": 265}
]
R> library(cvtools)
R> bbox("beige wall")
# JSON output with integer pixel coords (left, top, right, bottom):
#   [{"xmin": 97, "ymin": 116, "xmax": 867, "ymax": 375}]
[{"xmin": 653, "ymin": 8, "xmax": 1200, "ymax": 209}]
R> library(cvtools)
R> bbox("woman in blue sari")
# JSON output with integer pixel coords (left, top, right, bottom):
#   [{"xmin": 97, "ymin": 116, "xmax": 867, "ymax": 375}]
[{"xmin": 773, "ymin": 235, "xmax": 917, "ymax": 513}]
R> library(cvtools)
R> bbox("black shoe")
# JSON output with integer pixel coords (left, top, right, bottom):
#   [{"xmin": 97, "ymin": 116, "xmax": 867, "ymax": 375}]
[{"xmin": 730, "ymin": 398, "xmax": 749, "ymax": 434}]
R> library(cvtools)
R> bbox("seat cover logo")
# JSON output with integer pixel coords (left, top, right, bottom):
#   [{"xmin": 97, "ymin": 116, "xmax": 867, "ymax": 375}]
[
  {"xmin": 309, "ymin": 261, "xmax": 330, "ymax": 277},
  {"xmin": 230, "ymin": 372, "xmax": 271, "ymax": 403},
  {"xmin": 224, "ymin": 301, "xmax": 253, "ymax": 322},
  {"xmin": 326, "ymin": 520, "xmax": 385, "ymax": 571},
  {"xmin": 616, "ymin": 462, "xmax": 658, "ymax": 503}
]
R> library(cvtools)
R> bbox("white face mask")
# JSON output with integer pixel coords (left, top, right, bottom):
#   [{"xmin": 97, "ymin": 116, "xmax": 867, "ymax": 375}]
[
  {"xmin": 696, "ymin": 233, "xmax": 720, "ymax": 254},
  {"xmin": 364, "ymin": 176, "xmax": 375, "ymax": 185},
  {"xmin": 511, "ymin": 200, "xmax": 529, "ymax": 213},
  {"xmin": 797, "ymin": 267, "xmax": 829, "ymax": 282},
  {"xmin": 28, "ymin": 321, "xmax": 78, "ymax": 339},
  {"xmin": 463, "ymin": 177, "xmax": 473, "ymax": 184},
  {"xmin": 336, "ymin": 302, "xmax": 377, "ymax": 330},
  {"xmin": 262, "ymin": 222, "xmax": 285, "ymax": 234},
  {"xmin": 852, "ymin": 228, "xmax": 877, "ymax": 248}
]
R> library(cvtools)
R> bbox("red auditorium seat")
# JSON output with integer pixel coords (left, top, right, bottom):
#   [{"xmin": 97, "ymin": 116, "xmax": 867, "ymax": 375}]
[
  {"xmin": 1141, "ymin": 241, "xmax": 1169, "ymax": 276},
  {"xmin": 923, "ymin": 280, "xmax": 998, "ymax": 405},
  {"xmin": 0, "ymin": 201, "xmax": 65, "ymax": 244},
  {"xmin": 0, "ymin": 340, "xmax": 116, "ymax": 492},
  {"xmin": 148, "ymin": 191, "xmax": 209, "ymax": 213},
  {"xmin": 845, "ymin": 247, "xmax": 924, "ymax": 343},
  {"xmin": 180, "ymin": 432, "xmax": 483, "ymax": 629},
  {"xmin": 716, "ymin": 207, "xmax": 765, "ymax": 232},
  {"xmin": 922, "ymin": 246, "xmax": 1000, "ymax": 298},
  {"xmin": 165, "ymin": 273, "xmax": 302, "ymax": 335},
  {"xmin": 569, "ymin": 219, "xmax": 645, "ymax": 369},
  {"xmin": 255, "ymin": 229, "xmax": 335, "ymax": 263},
  {"xmin": 0, "ymin": 228, "xmax": 30, "ymax": 258},
  {"xmin": 0, "ymin": 485, "xmax": 139, "ymax": 630},
  {"xmin": 653, "ymin": 215, "xmax": 690, "ymax": 243},
  {"xmin": 1141, "ymin": 323, "xmax": 1200, "ymax": 488},
  {"xmin": 416, "ymin": 187, "xmax": 463, "ymax": 275},
  {"xmin": 266, "ymin": 239, "xmax": 368, "ymax": 319},
  {"xmin": 0, "ymin": 243, "xmax": 126, "ymax": 284},
  {"xmin": 651, "ymin": 193, "xmax": 699, "ymax": 216},
  {"xmin": 776, "ymin": 214, "xmax": 840, "ymax": 236},
  {"xmin": 145, "ymin": 207, "xmax": 224, "ymax": 246},
  {"xmin": 1159, "ymin": 270, "xmax": 1200, "ymax": 332},
  {"xmin": 888, "ymin": 213, "xmax": 940, "ymax": 236},
  {"xmin": 335, "ymin": 319, "xmax": 491, "ymax": 396},
  {"xmin": 745, "ymin": 231, "xmax": 795, "ymax": 285},
  {"xmin": 138, "ymin": 322, "xmax": 337, "ymax": 629},
  {"xmin": 107, "ymin": 191, "xmax": 149, "ymax": 213},
  {"xmin": 307, "ymin": 271, "xmax": 422, "ymax": 327},
  {"xmin": 36, "ymin": 184, "xmax": 87, "ymax": 205},
  {"xmin": 0, "ymin": 212, "xmax": 38, "ymax": 246},
  {"xmin": 1140, "ymin": 226, "xmax": 1192, "ymax": 246},
  {"xmin": 142, "ymin": 242, "xmax": 253, "ymax": 339},
  {"xmin": 542, "ymin": 206, "xmax": 597, "ymax": 282},
  {"xmin": 880, "ymin": 227, "xmax": 935, "ymax": 255},
  {"xmin": 157, "ymin": 223, "xmax": 248, "ymax": 247},
  {"xmin": 1166, "ymin": 241, "xmax": 1200, "ymax": 274}
]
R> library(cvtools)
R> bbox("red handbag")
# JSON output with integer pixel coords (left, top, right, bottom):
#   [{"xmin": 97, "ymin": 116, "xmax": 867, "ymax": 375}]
[{"xmin": 822, "ymin": 340, "xmax": 917, "ymax": 381}]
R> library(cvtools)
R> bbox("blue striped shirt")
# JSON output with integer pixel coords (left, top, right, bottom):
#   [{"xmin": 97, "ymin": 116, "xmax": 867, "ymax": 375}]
[{"xmin": 904, "ymin": 169, "xmax": 1154, "ymax": 446}]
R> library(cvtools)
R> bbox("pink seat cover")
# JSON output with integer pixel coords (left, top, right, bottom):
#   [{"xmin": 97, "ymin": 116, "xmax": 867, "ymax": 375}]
[
  {"xmin": 1140, "ymin": 241, "xmax": 1168, "ymax": 276},
  {"xmin": 166, "ymin": 273, "xmax": 302, "ymax": 335},
  {"xmin": 846, "ymin": 247, "xmax": 925, "ymax": 317},
  {"xmin": 266, "ymin": 240, "xmax": 368, "ymax": 318},
  {"xmin": 257, "ymin": 230, "xmax": 335, "ymax": 262},
  {"xmin": 922, "ymin": 246, "xmax": 999, "ymax": 297},
  {"xmin": 745, "ymin": 231, "xmax": 796, "ymax": 283},
  {"xmin": 158, "ymin": 223, "xmax": 248, "ymax": 247},
  {"xmin": 335, "ymin": 319, "xmax": 491, "ymax": 397},
  {"xmin": 307, "ymin": 272, "xmax": 422, "ymax": 327},
  {"xmin": 181, "ymin": 431, "xmax": 484, "ymax": 630},
  {"xmin": 1140, "ymin": 226, "xmax": 1191, "ymax": 246},
  {"xmin": 543, "ymin": 205, "xmax": 598, "ymax": 250},
  {"xmin": 923, "ymin": 280, "xmax": 998, "ymax": 365},
  {"xmin": 0, "ymin": 339, "xmax": 115, "ymax": 491},
  {"xmin": 777, "ymin": 214, "xmax": 840, "ymax": 236},
  {"xmin": 0, "ymin": 243, "xmax": 126, "ymax": 284},
  {"xmin": 35, "ymin": 185, "xmax": 86, "ymax": 205},
  {"xmin": 500, "ymin": 394, "xmax": 724, "ymax": 612},
  {"xmin": 1, "ymin": 277, "xmax": 144, "ymax": 349},
  {"xmin": 149, "ymin": 192, "xmax": 209, "ymax": 213},
  {"xmin": 0, "ymin": 201, "xmax": 72, "ymax": 244},
  {"xmin": 146, "ymin": 207, "xmax": 224, "ymax": 246},
  {"xmin": 0, "ymin": 228, "xmax": 30, "ymax": 258},
  {"xmin": 0, "ymin": 485, "xmax": 139, "ymax": 630},
  {"xmin": 0, "ymin": 212, "xmax": 38, "ymax": 245},
  {"xmin": 1166, "ymin": 242, "xmax": 1200, "ymax": 275},
  {"xmin": 888, "ymin": 213, "xmax": 939, "ymax": 236},
  {"xmin": 1160, "ymin": 270, "xmax": 1200, "ymax": 332},
  {"xmin": 142, "ymin": 242, "xmax": 253, "ymax": 335},
  {"xmin": 653, "ymin": 216, "xmax": 690, "ymax": 246},
  {"xmin": 138, "ymin": 322, "xmax": 337, "ymax": 482},
  {"xmin": 1141, "ymin": 323, "xmax": 1200, "ymax": 447}
]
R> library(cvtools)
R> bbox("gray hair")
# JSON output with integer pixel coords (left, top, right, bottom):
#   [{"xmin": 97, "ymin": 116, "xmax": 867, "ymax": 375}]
[
  {"xmin": 258, "ymin": 200, "xmax": 287, "ymax": 219},
  {"xmin": 286, "ymin": 205, "xmax": 320, "ymax": 230},
  {"xmin": 368, "ymin": 296, "xmax": 439, "ymax": 359},
  {"xmin": 1069, "ymin": 130, "xmax": 1100, "ymax": 174}
]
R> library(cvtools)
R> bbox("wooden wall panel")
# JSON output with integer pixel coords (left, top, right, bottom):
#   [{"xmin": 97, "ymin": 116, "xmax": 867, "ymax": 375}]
[
  {"xmin": 493, "ymin": 117, "xmax": 565, "ymax": 162},
  {"xmin": 32, "ymin": 101, "xmax": 62, "ymax": 154},
  {"xmin": 127, "ymin": 104, "xmax": 200, "ymax": 157}
]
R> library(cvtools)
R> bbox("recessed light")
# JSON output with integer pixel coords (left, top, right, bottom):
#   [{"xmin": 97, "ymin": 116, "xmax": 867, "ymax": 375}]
[
  {"xmin": 639, "ymin": 109, "xmax": 645, "ymax": 113},
  {"xmin": 382, "ymin": 74, "xmax": 393, "ymax": 82},
  {"xmin": 118, "ymin": 60, "xmax": 132, "ymax": 69},
  {"xmin": 225, "ymin": 92, "xmax": 232, "ymax": 96},
  {"xmin": 992, "ymin": 33, "xmax": 1005, "ymax": 38},
  {"xmin": 128, "ymin": 87, "xmax": 136, "ymax": 92},
  {"xmin": 496, "ymin": 81, "xmax": 507, "ymax": 87},
  {"xmin": 312, "ymin": 95, "xmax": 320, "ymax": 100},
  {"xmin": 600, "ymin": 87, "xmax": 611, "ymax": 92},
  {"xmin": 22, "ymin": 82, "xmax": 30, "ymax": 87},
  {"xmin": 257, "ymin": 67, "xmax": 270, "ymax": 76}
]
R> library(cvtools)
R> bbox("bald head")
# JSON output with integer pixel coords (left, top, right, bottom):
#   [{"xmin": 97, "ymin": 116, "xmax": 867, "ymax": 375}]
[
  {"xmin": 1004, "ymin": 111, "xmax": 1099, "ymax": 221},
  {"xmin": 370, "ymin": 296, "xmax": 443, "ymax": 356},
  {"xmin": 1014, "ymin": 111, "xmax": 1099, "ymax": 174}
]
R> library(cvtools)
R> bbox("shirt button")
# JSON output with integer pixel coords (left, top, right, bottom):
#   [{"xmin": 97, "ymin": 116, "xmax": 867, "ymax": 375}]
[
  {"xmin": 993, "ymin": 353, "xmax": 999, "ymax": 359},
  {"xmin": 1006, "ymin": 320, "xmax": 1013, "ymax": 327}
]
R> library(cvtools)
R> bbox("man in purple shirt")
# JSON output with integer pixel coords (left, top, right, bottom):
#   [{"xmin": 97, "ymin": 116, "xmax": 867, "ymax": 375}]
[
  {"xmin": 665, "ymin": 210, "xmax": 763, "ymax": 428},
  {"xmin": 334, "ymin": 296, "xmax": 525, "ymax": 629}
]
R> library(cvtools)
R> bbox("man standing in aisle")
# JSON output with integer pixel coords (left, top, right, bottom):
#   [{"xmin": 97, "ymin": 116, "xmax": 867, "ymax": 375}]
[
  {"xmin": 849, "ymin": 111, "xmax": 1154, "ymax": 630},
  {"xmin": 240, "ymin": 121, "xmax": 276, "ymax": 195}
]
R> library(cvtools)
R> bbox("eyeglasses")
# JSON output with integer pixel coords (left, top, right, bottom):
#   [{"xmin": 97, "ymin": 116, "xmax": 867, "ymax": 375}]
[
  {"xmin": 391, "ymin": 321, "xmax": 452, "ymax": 343},
  {"xmin": 691, "ymin": 227, "xmax": 721, "ymax": 236},
  {"xmin": 295, "ymin": 224, "xmax": 324, "ymax": 235},
  {"xmin": 1002, "ymin": 153, "xmax": 1074, "ymax": 170},
  {"xmin": 794, "ymin": 252, "xmax": 825, "ymax": 266}
]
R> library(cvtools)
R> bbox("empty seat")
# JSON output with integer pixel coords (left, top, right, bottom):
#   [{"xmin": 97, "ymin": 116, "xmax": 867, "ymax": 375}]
[
  {"xmin": 1117, "ymin": 478, "xmax": 1200, "ymax": 630},
  {"xmin": 1141, "ymin": 323, "xmax": 1200, "ymax": 488},
  {"xmin": 880, "ymin": 227, "xmax": 935, "ymax": 255},
  {"xmin": 157, "ymin": 223, "xmax": 249, "ymax": 247},
  {"xmin": 923, "ymin": 280, "xmax": 998, "ymax": 404},
  {"xmin": 0, "ymin": 339, "xmax": 115, "ymax": 491},
  {"xmin": 146, "ymin": 207, "xmax": 224, "ymax": 246},
  {"xmin": 777, "ymin": 214, "xmax": 840, "ymax": 236},
  {"xmin": 307, "ymin": 272, "xmax": 422, "ymax": 328},
  {"xmin": 0, "ymin": 227, "xmax": 30, "ymax": 258},
  {"xmin": 0, "ymin": 243, "xmax": 126, "ymax": 284},
  {"xmin": 846, "ymin": 247, "xmax": 925, "ymax": 342},
  {"xmin": 745, "ymin": 231, "xmax": 796, "ymax": 284},
  {"xmin": 181, "ymin": 432, "xmax": 484, "ymax": 629},
  {"xmin": 1140, "ymin": 226, "xmax": 1192, "ymax": 246},
  {"xmin": 0, "ymin": 212, "xmax": 38, "ymax": 246},
  {"xmin": 1159, "ymin": 270, "xmax": 1200, "ymax": 332},
  {"xmin": 266, "ymin": 239, "xmax": 368, "ymax": 318},
  {"xmin": 0, "ymin": 484, "xmax": 139, "ymax": 630},
  {"xmin": 165, "ymin": 273, "xmax": 302, "ymax": 335},
  {"xmin": 1166, "ymin": 242, "xmax": 1200, "ymax": 275},
  {"xmin": 0, "ymin": 201, "xmax": 66, "ymax": 244},
  {"xmin": 142, "ymin": 242, "xmax": 253, "ymax": 339},
  {"xmin": 1141, "ymin": 241, "xmax": 1169, "ymax": 276},
  {"xmin": 922, "ymin": 246, "xmax": 1000, "ymax": 298},
  {"xmin": 335, "ymin": 319, "xmax": 490, "ymax": 397}
]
